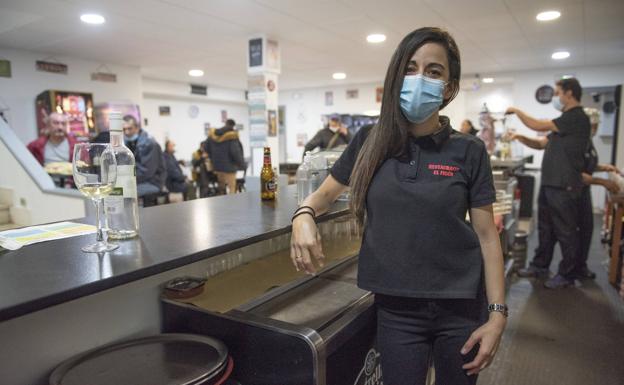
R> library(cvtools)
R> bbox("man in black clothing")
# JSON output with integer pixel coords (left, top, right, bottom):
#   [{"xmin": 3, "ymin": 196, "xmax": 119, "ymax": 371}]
[
  {"xmin": 205, "ymin": 119, "xmax": 246, "ymax": 195},
  {"xmin": 505, "ymin": 77, "xmax": 590, "ymax": 289},
  {"xmin": 303, "ymin": 115, "xmax": 352, "ymax": 154}
]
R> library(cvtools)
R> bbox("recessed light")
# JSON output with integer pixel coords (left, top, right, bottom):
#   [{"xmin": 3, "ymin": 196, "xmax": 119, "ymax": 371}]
[
  {"xmin": 482, "ymin": 77, "xmax": 494, "ymax": 83},
  {"xmin": 332, "ymin": 72, "xmax": 346, "ymax": 80},
  {"xmin": 366, "ymin": 34, "xmax": 386, "ymax": 43},
  {"xmin": 536, "ymin": 11, "xmax": 561, "ymax": 21},
  {"xmin": 551, "ymin": 51, "xmax": 570, "ymax": 60},
  {"xmin": 188, "ymin": 69, "xmax": 204, "ymax": 77},
  {"xmin": 80, "ymin": 14, "xmax": 106, "ymax": 25}
]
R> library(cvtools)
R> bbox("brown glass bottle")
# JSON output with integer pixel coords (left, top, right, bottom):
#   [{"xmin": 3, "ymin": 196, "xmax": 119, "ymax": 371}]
[{"xmin": 261, "ymin": 147, "xmax": 276, "ymax": 200}]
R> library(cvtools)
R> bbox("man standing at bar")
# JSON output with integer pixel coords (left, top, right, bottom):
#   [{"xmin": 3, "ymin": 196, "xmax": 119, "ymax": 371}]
[
  {"xmin": 205, "ymin": 119, "xmax": 246, "ymax": 195},
  {"xmin": 505, "ymin": 77, "xmax": 590, "ymax": 289}
]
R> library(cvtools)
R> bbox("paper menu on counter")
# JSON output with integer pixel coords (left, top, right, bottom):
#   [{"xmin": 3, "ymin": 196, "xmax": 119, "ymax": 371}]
[{"xmin": 0, "ymin": 222, "xmax": 96, "ymax": 251}]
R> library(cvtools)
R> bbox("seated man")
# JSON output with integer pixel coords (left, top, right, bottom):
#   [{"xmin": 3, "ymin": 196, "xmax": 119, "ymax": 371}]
[
  {"xmin": 27, "ymin": 112, "xmax": 76, "ymax": 166},
  {"xmin": 163, "ymin": 139, "xmax": 191, "ymax": 202},
  {"xmin": 122, "ymin": 115, "xmax": 166, "ymax": 197}
]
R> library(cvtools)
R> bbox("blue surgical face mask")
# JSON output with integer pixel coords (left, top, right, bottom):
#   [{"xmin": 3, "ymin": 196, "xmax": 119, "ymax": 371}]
[
  {"xmin": 552, "ymin": 96, "xmax": 564, "ymax": 111},
  {"xmin": 400, "ymin": 74, "xmax": 446, "ymax": 123},
  {"xmin": 125, "ymin": 133, "xmax": 139, "ymax": 142}
]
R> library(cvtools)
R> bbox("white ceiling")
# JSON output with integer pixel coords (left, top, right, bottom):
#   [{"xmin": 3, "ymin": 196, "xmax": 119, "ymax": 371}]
[{"xmin": 0, "ymin": 0, "xmax": 623, "ymax": 90}]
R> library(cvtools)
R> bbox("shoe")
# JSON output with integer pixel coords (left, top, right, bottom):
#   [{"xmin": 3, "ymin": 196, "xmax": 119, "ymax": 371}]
[
  {"xmin": 517, "ymin": 265, "xmax": 550, "ymax": 278},
  {"xmin": 575, "ymin": 267, "xmax": 596, "ymax": 280},
  {"xmin": 544, "ymin": 274, "xmax": 573, "ymax": 289}
]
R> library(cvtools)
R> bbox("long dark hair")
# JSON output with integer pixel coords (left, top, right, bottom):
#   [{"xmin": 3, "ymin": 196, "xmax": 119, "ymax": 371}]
[{"xmin": 349, "ymin": 27, "xmax": 461, "ymax": 225}]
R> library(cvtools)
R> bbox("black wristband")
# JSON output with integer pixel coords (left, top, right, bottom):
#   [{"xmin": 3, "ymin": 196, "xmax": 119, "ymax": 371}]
[
  {"xmin": 291, "ymin": 211, "xmax": 315, "ymax": 223},
  {"xmin": 294, "ymin": 205, "xmax": 316, "ymax": 218}
]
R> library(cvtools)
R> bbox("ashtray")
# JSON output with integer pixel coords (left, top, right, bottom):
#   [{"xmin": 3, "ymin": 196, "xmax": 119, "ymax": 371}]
[{"xmin": 163, "ymin": 276, "xmax": 206, "ymax": 299}]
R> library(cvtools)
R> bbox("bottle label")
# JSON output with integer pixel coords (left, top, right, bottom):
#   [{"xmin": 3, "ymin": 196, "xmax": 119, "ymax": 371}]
[
  {"xmin": 105, "ymin": 196, "xmax": 123, "ymax": 214},
  {"xmin": 114, "ymin": 165, "xmax": 138, "ymax": 198},
  {"xmin": 266, "ymin": 181, "xmax": 276, "ymax": 192}
]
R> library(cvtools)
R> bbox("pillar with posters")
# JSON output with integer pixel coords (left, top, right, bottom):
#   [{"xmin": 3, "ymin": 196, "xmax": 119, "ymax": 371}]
[{"xmin": 247, "ymin": 36, "xmax": 280, "ymax": 176}]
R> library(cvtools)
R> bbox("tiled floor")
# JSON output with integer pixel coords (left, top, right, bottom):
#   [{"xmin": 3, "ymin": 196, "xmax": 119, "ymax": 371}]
[{"xmin": 478, "ymin": 215, "xmax": 624, "ymax": 385}]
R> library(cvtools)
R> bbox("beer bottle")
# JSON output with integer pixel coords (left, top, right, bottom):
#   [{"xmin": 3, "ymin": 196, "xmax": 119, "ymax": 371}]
[{"xmin": 261, "ymin": 147, "xmax": 276, "ymax": 200}]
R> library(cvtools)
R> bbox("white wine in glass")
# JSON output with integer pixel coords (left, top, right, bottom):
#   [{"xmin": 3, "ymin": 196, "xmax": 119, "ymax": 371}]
[{"xmin": 73, "ymin": 143, "xmax": 118, "ymax": 253}]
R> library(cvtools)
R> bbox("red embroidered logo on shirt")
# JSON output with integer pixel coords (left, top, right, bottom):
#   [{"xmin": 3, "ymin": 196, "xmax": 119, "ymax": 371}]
[{"xmin": 428, "ymin": 163, "xmax": 460, "ymax": 177}]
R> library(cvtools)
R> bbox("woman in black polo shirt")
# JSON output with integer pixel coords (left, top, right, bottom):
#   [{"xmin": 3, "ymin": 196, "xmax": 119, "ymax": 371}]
[{"xmin": 290, "ymin": 27, "xmax": 506, "ymax": 385}]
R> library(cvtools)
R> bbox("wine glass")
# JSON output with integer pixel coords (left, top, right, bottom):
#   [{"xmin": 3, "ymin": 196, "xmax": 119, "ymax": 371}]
[{"xmin": 72, "ymin": 143, "xmax": 118, "ymax": 253}]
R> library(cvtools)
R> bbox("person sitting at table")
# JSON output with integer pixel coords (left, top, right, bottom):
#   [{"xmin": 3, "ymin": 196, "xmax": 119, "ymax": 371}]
[
  {"xmin": 122, "ymin": 115, "xmax": 166, "ymax": 197},
  {"xmin": 27, "ymin": 112, "xmax": 77, "ymax": 166},
  {"xmin": 163, "ymin": 139, "xmax": 191, "ymax": 202}
]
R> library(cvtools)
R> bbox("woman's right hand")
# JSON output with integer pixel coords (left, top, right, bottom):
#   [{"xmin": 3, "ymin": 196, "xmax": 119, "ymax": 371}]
[{"xmin": 290, "ymin": 214, "xmax": 325, "ymax": 274}]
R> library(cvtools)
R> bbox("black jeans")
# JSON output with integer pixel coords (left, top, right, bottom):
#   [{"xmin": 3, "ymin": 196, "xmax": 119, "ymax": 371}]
[
  {"xmin": 530, "ymin": 186, "xmax": 583, "ymax": 278},
  {"xmin": 578, "ymin": 186, "xmax": 593, "ymax": 271},
  {"xmin": 375, "ymin": 294, "xmax": 487, "ymax": 385}
]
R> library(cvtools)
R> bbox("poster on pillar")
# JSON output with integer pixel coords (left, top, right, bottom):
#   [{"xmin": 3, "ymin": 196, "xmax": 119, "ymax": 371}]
[{"xmin": 247, "ymin": 36, "xmax": 281, "ymax": 75}]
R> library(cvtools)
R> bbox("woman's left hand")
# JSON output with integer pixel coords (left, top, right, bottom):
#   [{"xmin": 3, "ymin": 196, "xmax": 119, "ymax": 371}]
[{"xmin": 460, "ymin": 314, "xmax": 506, "ymax": 375}]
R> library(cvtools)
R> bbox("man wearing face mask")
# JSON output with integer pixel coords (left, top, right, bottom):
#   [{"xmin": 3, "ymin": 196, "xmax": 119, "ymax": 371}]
[
  {"xmin": 303, "ymin": 115, "xmax": 352, "ymax": 155},
  {"xmin": 505, "ymin": 77, "xmax": 590, "ymax": 289},
  {"xmin": 27, "ymin": 112, "xmax": 77, "ymax": 166},
  {"xmin": 122, "ymin": 115, "xmax": 166, "ymax": 197}
]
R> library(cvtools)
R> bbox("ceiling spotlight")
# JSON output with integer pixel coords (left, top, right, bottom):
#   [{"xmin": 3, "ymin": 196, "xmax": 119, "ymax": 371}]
[
  {"xmin": 80, "ymin": 14, "xmax": 106, "ymax": 25},
  {"xmin": 536, "ymin": 11, "xmax": 561, "ymax": 21},
  {"xmin": 482, "ymin": 77, "xmax": 494, "ymax": 83},
  {"xmin": 188, "ymin": 69, "xmax": 204, "ymax": 77},
  {"xmin": 551, "ymin": 51, "xmax": 570, "ymax": 60},
  {"xmin": 332, "ymin": 72, "xmax": 347, "ymax": 80},
  {"xmin": 366, "ymin": 34, "xmax": 387, "ymax": 43}
]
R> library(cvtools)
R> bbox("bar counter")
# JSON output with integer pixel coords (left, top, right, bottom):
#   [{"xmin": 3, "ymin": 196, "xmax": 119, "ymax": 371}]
[{"xmin": 0, "ymin": 185, "xmax": 348, "ymax": 322}]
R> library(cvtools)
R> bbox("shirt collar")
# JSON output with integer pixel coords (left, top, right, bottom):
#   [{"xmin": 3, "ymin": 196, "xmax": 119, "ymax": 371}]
[{"xmin": 410, "ymin": 116, "xmax": 452, "ymax": 150}]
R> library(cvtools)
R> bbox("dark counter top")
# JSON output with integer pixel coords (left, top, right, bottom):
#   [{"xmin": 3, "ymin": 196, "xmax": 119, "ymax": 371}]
[{"xmin": 0, "ymin": 185, "xmax": 349, "ymax": 322}]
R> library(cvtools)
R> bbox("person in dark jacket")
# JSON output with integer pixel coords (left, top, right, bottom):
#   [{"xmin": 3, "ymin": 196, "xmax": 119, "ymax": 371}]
[
  {"xmin": 163, "ymin": 140, "xmax": 190, "ymax": 201},
  {"xmin": 206, "ymin": 119, "xmax": 246, "ymax": 195},
  {"xmin": 303, "ymin": 115, "xmax": 352, "ymax": 154},
  {"xmin": 123, "ymin": 115, "xmax": 166, "ymax": 197}
]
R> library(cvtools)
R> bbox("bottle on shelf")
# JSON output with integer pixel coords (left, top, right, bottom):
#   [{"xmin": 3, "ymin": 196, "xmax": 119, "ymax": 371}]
[
  {"xmin": 104, "ymin": 111, "xmax": 140, "ymax": 239},
  {"xmin": 296, "ymin": 152, "xmax": 312, "ymax": 204},
  {"xmin": 261, "ymin": 146, "xmax": 276, "ymax": 200}
]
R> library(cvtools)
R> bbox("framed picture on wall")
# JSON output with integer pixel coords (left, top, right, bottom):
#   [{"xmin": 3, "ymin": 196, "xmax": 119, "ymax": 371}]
[
  {"xmin": 159, "ymin": 106, "xmax": 171, "ymax": 116},
  {"xmin": 346, "ymin": 89, "xmax": 359, "ymax": 99},
  {"xmin": 325, "ymin": 91, "xmax": 333, "ymax": 106}
]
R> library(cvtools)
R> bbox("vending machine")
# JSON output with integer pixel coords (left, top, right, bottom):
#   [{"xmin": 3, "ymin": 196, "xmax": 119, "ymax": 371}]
[{"xmin": 35, "ymin": 90, "xmax": 94, "ymax": 140}]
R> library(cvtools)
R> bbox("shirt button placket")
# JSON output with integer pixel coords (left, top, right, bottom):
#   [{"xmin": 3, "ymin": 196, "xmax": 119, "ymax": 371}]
[{"xmin": 409, "ymin": 145, "xmax": 419, "ymax": 179}]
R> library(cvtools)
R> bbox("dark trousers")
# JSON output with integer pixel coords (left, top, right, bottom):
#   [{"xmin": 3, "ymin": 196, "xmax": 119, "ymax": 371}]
[
  {"xmin": 579, "ymin": 186, "xmax": 593, "ymax": 270},
  {"xmin": 530, "ymin": 186, "xmax": 583, "ymax": 278},
  {"xmin": 376, "ymin": 294, "xmax": 486, "ymax": 385}
]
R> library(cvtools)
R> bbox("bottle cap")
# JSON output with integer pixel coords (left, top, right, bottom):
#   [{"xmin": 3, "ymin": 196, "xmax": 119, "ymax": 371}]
[{"xmin": 109, "ymin": 111, "xmax": 123, "ymax": 132}]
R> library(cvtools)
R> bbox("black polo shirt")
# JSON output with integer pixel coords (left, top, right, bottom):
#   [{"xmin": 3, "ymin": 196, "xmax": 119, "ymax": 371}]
[
  {"xmin": 542, "ymin": 106, "xmax": 591, "ymax": 189},
  {"xmin": 331, "ymin": 116, "xmax": 496, "ymax": 299}
]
